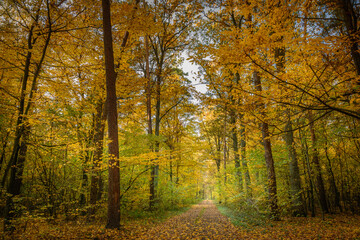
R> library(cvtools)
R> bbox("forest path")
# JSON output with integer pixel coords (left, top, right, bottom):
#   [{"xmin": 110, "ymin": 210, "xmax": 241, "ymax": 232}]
[{"xmin": 133, "ymin": 200, "xmax": 244, "ymax": 240}]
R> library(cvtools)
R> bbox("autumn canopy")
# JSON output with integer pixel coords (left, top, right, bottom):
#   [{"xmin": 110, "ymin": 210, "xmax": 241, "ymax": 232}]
[{"xmin": 0, "ymin": 0, "xmax": 360, "ymax": 238}]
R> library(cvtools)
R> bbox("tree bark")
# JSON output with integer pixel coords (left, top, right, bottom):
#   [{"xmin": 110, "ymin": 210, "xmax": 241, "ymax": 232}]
[
  {"xmin": 338, "ymin": 0, "xmax": 360, "ymax": 75},
  {"xmin": 275, "ymin": 43, "xmax": 306, "ymax": 216},
  {"xmin": 325, "ymin": 144, "xmax": 342, "ymax": 212},
  {"xmin": 145, "ymin": 35, "xmax": 152, "ymax": 136},
  {"xmin": 4, "ymin": 125, "xmax": 29, "ymax": 230},
  {"xmin": 215, "ymin": 136, "xmax": 221, "ymax": 172},
  {"xmin": 101, "ymin": 0, "xmax": 121, "ymax": 229},
  {"xmin": 253, "ymin": 71, "xmax": 280, "ymax": 220},
  {"xmin": 239, "ymin": 121, "xmax": 251, "ymax": 198},
  {"xmin": 284, "ymin": 112, "xmax": 307, "ymax": 217},
  {"xmin": 1, "ymin": 17, "xmax": 37, "ymax": 188},
  {"xmin": 223, "ymin": 111, "xmax": 227, "ymax": 185},
  {"xmin": 229, "ymin": 73, "xmax": 242, "ymax": 191},
  {"xmin": 230, "ymin": 110, "xmax": 241, "ymax": 190},
  {"xmin": 0, "ymin": 130, "xmax": 10, "ymax": 173},
  {"xmin": 150, "ymin": 65, "xmax": 162, "ymax": 210},
  {"xmin": 308, "ymin": 111, "xmax": 329, "ymax": 214},
  {"xmin": 300, "ymin": 128, "xmax": 316, "ymax": 217},
  {"xmin": 4, "ymin": 3, "xmax": 51, "ymax": 229}
]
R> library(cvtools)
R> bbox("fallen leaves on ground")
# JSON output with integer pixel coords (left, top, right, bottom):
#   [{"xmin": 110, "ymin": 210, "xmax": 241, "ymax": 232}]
[{"xmin": 3, "ymin": 200, "xmax": 360, "ymax": 239}]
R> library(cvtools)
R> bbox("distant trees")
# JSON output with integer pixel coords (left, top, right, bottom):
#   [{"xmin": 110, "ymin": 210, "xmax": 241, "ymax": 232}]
[
  {"xmin": 0, "ymin": 0, "xmax": 85, "ymax": 229},
  {"xmin": 144, "ymin": 0, "xmax": 200, "ymax": 210},
  {"xmin": 193, "ymin": 0, "xmax": 360, "ymax": 219}
]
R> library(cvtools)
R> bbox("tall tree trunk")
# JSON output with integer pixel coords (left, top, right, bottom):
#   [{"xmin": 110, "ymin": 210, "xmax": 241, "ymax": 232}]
[
  {"xmin": 144, "ymin": 34, "xmax": 158, "ymax": 210},
  {"xmin": 300, "ymin": 128, "xmax": 316, "ymax": 217},
  {"xmin": 308, "ymin": 111, "xmax": 329, "ymax": 214},
  {"xmin": 214, "ymin": 135, "xmax": 222, "ymax": 203},
  {"xmin": 253, "ymin": 71, "xmax": 280, "ymax": 220},
  {"xmin": 215, "ymin": 136, "xmax": 221, "ymax": 173},
  {"xmin": 323, "ymin": 129, "xmax": 342, "ymax": 213},
  {"xmin": 223, "ymin": 111, "xmax": 227, "ymax": 184},
  {"xmin": 79, "ymin": 127, "xmax": 92, "ymax": 208},
  {"xmin": 143, "ymin": 4, "xmax": 156, "ymax": 208},
  {"xmin": 229, "ymin": 73, "xmax": 243, "ymax": 191},
  {"xmin": 239, "ymin": 121, "xmax": 251, "ymax": 198},
  {"xmin": 145, "ymin": 35, "xmax": 152, "ymax": 137},
  {"xmin": 325, "ymin": 145, "xmax": 342, "ymax": 212},
  {"xmin": 4, "ymin": 4, "xmax": 51, "ymax": 229},
  {"xmin": 150, "ymin": 66, "xmax": 162, "ymax": 210},
  {"xmin": 275, "ymin": 43, "xmax": 306, "ymax": 216},
  {"xmin": 284, "ymin": 112, "xmax": 306, "ymax": 217},
  {"xmin": 230, "ymin": 110, "xmax": 241, "ymax": 190},
  {"xmin": 101, "ymin": 0, "xmax": 121, "ymax": 229},
  {"xmin": 4, "ymin": 125, "xmax": 29, "ymax": 230},
  {"xmin": 1, "ymin": 18, "xmax": 37, "ymax": 188}
]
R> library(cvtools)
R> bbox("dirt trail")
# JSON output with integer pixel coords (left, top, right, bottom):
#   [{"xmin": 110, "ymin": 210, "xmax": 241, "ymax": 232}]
[{"xmin": 133, "ymin": 200, "xmax": 244, "ymax": 240}]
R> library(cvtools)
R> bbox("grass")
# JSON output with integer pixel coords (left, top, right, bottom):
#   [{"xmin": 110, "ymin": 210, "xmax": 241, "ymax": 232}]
[
  {"xmin": 216, "ymin": 202, "xmax": 360, "ymax": 239},
  {"xmin": 123, "ymin": 205, "xmax": 191, "ymax": 224},
  {"xmin": 216, "ymin": 202, "xmax": 268, "ymax": 229}
]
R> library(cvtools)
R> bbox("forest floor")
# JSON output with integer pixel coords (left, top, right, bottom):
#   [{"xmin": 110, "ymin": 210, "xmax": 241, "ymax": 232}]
[{"xmin": 3, "ymin": 200, "xmax": 360, "ymax": 239}]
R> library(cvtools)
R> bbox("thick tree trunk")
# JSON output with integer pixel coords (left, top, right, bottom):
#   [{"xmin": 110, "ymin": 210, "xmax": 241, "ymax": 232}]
[
  {"xmin": 308, "ymin": 111, "xmax": 329, "ymax": 214},
  {"xmin": 253, "ymin": 71, "xmax": 280, "ymax": 220},
  {"xmin": 101, "ymin": 0, "xmax": 121, "ymax": 229}
]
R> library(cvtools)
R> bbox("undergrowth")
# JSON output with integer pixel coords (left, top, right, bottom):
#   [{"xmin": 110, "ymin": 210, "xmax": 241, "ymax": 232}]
[
  {"xmin": 1, "ymin": 203, "xmax": 192, "ymax": 239},
  {"xmin": 123, "ymin": 205, "xmax": 191, "ymax": 224},
  {"xmin": 216, "ymin": 200, "xmax": 268, "ymax": 229}
]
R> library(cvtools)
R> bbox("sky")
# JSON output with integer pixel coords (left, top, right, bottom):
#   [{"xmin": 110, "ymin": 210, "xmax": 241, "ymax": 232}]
[{"xmin": 181, "ymin": 52, "xmax": 207, "ymax": 94}]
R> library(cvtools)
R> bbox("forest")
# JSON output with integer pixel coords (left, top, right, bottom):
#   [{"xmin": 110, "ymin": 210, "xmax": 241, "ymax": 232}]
[{"xmin": 1, "ymin": 0, "xmax": 360, "ymax": 239}]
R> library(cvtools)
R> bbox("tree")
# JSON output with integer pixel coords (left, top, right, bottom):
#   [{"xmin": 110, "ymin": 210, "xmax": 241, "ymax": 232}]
[
  {"xmin": 308, "ymin": 111, "xmax": 329, "ymax": 214},
  {"xmin": 335, "ymin": 0, "xmax": 360, "ymax": 75},
  {"xmin": 101, "ymin": 0, "xmax": 121, "ymax": 229},
  {"xmin": 147, "ymin": 0, "xmax": 199, "ymax": 209},
  {"xmin": 253, "ymin": 71, "xmax": 280, "ymax": 220},
  {"xmin": 0, "ymin": 0, "xmax": 77, "ymax": 230}
]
